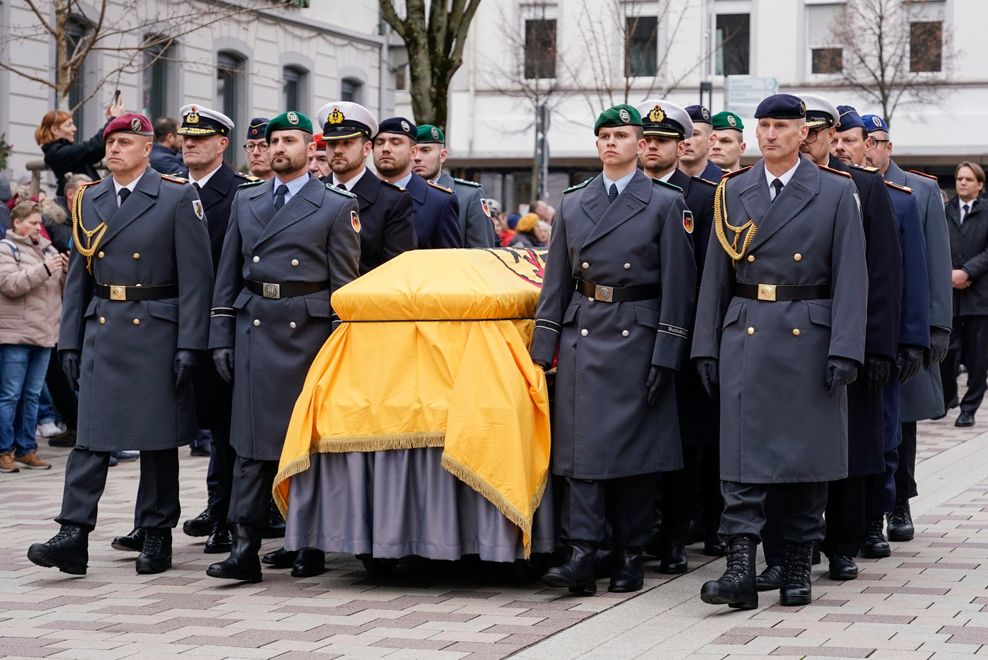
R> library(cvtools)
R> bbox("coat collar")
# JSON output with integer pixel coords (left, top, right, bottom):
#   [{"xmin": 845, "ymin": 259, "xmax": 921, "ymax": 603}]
[
  {"xmin": 741, "ymin": 155, "xmax": 819, "ymax": 252},
  {"xmin": 350, "ymin": 169, "xmax": 381, "ymax": 209},
  {"xmin": 254, "ymin": 175, "xmax": 323, "ymax": 246},
  {"xmin": 98, "ymin": 169, "xmax": 160, "ymax": 247},
  {"xmin": 667, "ymin": 168, "xmax": 692, "ymax": 196},
  {"xmin": 404, "ymin": 171, "xmax": 427, "ymax": 204},
  {"xmin": 885, "ymin": 160, "xmax": 907, "ymax": 186},
  {"xmin": 581, "ymin": 170, "xmax": 651, "ymax": 247}
]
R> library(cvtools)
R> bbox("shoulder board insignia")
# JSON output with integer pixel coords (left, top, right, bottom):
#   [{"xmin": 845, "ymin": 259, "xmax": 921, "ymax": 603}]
[
  {"xmin": 818, "ymin": 164, "xmax": 852, "ymax": 179},
  {"xmin": 427, "ymin": 181, "xmax": 454, "ymax": 194},
  {"xmin": 563, "ymin": 178, "xmax": 593, "ymax": 194},
  {"xmin": 908, "ymin": 169, "xmax": 938, "ymax": 181},
  {"xmin": 693, "ymin": 176, "xmax": 718, "ymax": 187},
  {"xmin": 160, "ymin": 173, "xmax": 188, "ymax": 184},
  {"xmin": 653, "ymin": 178, "xmax": 683, "ymax": 193},
  {"xmin": 78, "ymin": 179, "xmax": 102, "ymax": 189},
  {"xmin": 452, "ymin": 177, "xmax": 481, "ymax": 188},
  {"xmin": 238, "ymin": 179, "xmax": 265, "ymax": 188},
  {"xmin": 233, "ymin": 173, "xmax": 253, "ymax": 182},
  {"xmin": 326, "ymin": 183, "xmax": 356, "ymax": 198},
  {"xmin": 850, "ymin": 164, "xmax": 880, "ymax": 173},
  {"xmin": 884, "ymin": 180, "xmax": 913, "ymax": 194},
  {"xmin": 722, "ymin": 166, "xmax": 752, "ymax": 179}
]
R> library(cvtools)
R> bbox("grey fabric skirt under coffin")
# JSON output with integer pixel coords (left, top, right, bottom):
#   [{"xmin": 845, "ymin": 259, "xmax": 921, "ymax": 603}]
[{"xmin": 284, "ymin": 448, "xmax": 557, "ymax": 562}]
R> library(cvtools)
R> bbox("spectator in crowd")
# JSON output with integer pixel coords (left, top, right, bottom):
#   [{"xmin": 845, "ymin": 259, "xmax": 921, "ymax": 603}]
[
  {"xmin": 501, "ymin": 211, "xmax": 520, "ymax": 246},
  {"xmin": 0, "ymin": 201, "xmax": 68, "ymax": 473},
  {"xmin": 36, "ymin": 97, "xmax": 123, "ymax": 199},
  {"xmin": 508, "ymin": 212, "xmax": 542, "ymax": 248},
  {"xmin": 307, "ymin": 133, "xmax": 331, "ymax": 178},
  {"xmin": 149, "ymin": 117, "xmax": 188, "ymax": 177},
  {"xmin": 535, "ymin": 220, "xmax": 551, "ymax": 246},
  {"xmin": 39, "ymin": 197, "xmax": 71, "ymax": 253},
  {"xmin": 532, "ymin": 199, "xmax": 555, "ymax": 224}
]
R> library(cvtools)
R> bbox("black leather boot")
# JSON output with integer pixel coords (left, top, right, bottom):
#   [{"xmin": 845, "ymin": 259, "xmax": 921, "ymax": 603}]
[
  {"xmin": 262, "ymin": 546, "xmax": 296, "ymax": 569},
  {"xmin": 703, "ymin": 534, "xmax": 727, "ymax": 557},
  {"xmin": 886, "ymin": 500, "xmax": 914, "ymax": 542},
  {"xmin": 183, "ymin": 492, "xmax": 217, "ymax": 538},
  {"xmin": 543, "ymin": 541, "xmax": 597, "ymax": 595},
  {"xmin": 827, "ymin": 554, "xmax": 859, "ymax": 581},
  {"xmin": 136, "ymin": 528, "xmax": 172, "ymax": 574},
  {"xmin": 659, "ymin": 536, "xmax": 688, "ymax": 575},
  {"xmin": 700, "ymin": 534, "xmax": 757, "ymax": 609},
  {"xmin": 27, "ymin": 524, "xmax": 89, "ymax": 575},
  {"xmin": 261, "ymin": 497, "xmax": 286, "ymax": 539},
  {"xmin": 779, "ymin": 542, "xmax": 813, "ymax": 606},
  {"xmin": 609, "ymin": 548, "xmax": 644, "ymax": 592},
  {"xmin": 755, "ymin": 564, "xmax": 784, "ymax": 591},
  {"xmin": 592, "ymin": 546, "xmax": 618, "ymax": 578},
  {"xmin": 204, "ymin": 523, "xmax": 232, "ymax": 554},
  {"xmin": 291, "ymin": 548, "xmax": 326, "ymax": 578},
  {"xmin": 862, "ymin": 519, "xmax": 891, "ymax": 558},
  {"xmin": 206, "ymin": 524, "xmax": 262, "ymax": 582},
  {"xmin": 111, "ymin": 527, "xmax": 145, "ymax": 553}
]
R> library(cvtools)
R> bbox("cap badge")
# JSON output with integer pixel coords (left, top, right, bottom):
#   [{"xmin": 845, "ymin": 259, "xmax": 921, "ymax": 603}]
[
  {"xmin": 648, "ymin": 105, "xmax": 665, "ymax": 123},
  {"xmin": 701, "ymin": 107, "xmax": 710, "ymax": 121},
  {"xmin": 186, "ymin": 111, "xmax": 200, "ymax": 124},
  {"xmin": 727, "ymin": 114, "xmax": 737, "ymax": 127},
  {"xmin": 328, "ymin": 108, "xmax": 344, "ymax": 125},
  {"xmin": 130, "ymin": 117, "xmax": 142, "ymax": 132},
  {"xmin": 798, "ymin": 100, "xmax": 807, "ymax": 114},
  {"xmin": 872, "ymin": 116, "xmax": 882, "ymax": 127},
  {"xmin": 618, "ymin": 108, "xmax": 631, "ymax": 123},
  {"xmin": 401, "ymin": 120, "xmax": 410, "ymax": 132},
  {"xmin": 287, "ymin": 111, "xmax": 299, "ymax": 125},
  {"xmin": 431, "ymin": 126, "xmax": 440, "ymax": 140}
]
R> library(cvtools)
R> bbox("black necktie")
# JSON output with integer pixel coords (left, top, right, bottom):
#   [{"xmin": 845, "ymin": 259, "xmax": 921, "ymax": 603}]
[
  {"xmin": 118, "ymin": 188, "xmax": 130, "ymax": 207},
  {"xmin": 962, "ymin": 203, "xmax": 970, "ymax": 224},
  {"xmin": 607, "ymin": 183, "xmax": 618, "ymax": 204},
  {"xmin": 771, "ymin": 178, "xmax": 784, "ymax": 201},
  {"xmin": 274, "ymin": 184, "xmax": 288, "ymax": 211},
  {"xmin": 193, "ymin": 182, "xmax": 202, "ymax": 193},
  {"xmin": 337, "ymin": 183, "xmax": 347, "ymax": 192}
]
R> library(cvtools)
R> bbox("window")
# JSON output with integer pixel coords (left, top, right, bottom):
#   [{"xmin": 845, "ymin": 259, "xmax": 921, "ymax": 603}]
[
  {"xmin": 524, "ymin": 18, "xmax": 556, "ymax": 79},
  {"xmin": 63, "ymin": 18, "xmax": 90, "ymax": 129},
  {"xmin": 910, "ymin": 21, "xmax": 942, "ymax": 72},
  {"xmin": 341, "ymin": 77, "xmax": 363, "ymax": 103},
  {"xmin": 217, "ymin": 51, "xmax": 246, "ymax": 164},
  {"xmin": 625, "ymin": 15, "xmax": 658, "ymax": 78},
  {"xmin": 715, "ymin": 13, "xmax": 750, "ymax": 76},
  {"xmin": 395, "ymin": 64, "xmax": 407, "ymax": 91},
  {"xmin": 142, "ymin": 36, "xmax": 174, "ymax": 121},
  {"xmin": 807, "ymin": 3, "xmax": 842, "ymax": 74},
  {"xmin": 283, "ymin": 66, "xmax": 307, "ymax": 110}
]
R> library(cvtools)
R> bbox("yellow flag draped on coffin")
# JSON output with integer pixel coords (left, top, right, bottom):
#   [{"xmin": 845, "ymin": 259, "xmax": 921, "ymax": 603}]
[{"xmin": 273, "ymin": 248, "xmax": 551, "ymax": 554}]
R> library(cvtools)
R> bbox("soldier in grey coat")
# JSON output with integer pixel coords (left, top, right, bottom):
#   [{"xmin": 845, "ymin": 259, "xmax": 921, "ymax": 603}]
[
  {"xmin": 531, "ymin": 104, "xmax": 696, "ymax": 596},
  {"xmin": 693, "ymin": 95, "xmax": 868, "ymax": 609},
  {"xmin": 205, "ymin": 112, "xmax": 361, "ymax": 583},
  {"xmin": 27, "ymin": 113, "xmax": 214, "ymax": 577},
  {"xmin": 864, "ymin": 119, "xmax": 952, "ymax": 541}
]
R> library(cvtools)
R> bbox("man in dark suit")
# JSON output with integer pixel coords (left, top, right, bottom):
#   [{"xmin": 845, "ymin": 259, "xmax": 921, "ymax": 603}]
[
  {"xmin": 942, "ymin": 161, "xmax": 988, "ymax": 426},
  {"xmin": 372, "ymin": 117, "xmax": 461, "ymax": 249},
  {"xmin": 634, "ymin": 99, "xmax": 721, "ymax": 573},
  {"xmin": 149, "ymin": 117, "xmax": 187, "ymax": 178}
]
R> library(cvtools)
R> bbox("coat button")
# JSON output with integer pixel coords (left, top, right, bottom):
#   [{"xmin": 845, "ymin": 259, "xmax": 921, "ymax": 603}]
[
  {"xmin": 792, "ymin": 328, "xmax": 801, "ymax": 336},
  {"xmin": 747, "ymin": 254, "xmax": 756, "ymax": 262},
  {"xmin": 581, "ymin": 261, "xmax": 590, "ymax": 269},
  {"xmin": 587, "ymin": 297, "xmax": 594, "ymax": 304},
  {"xmin": 132, "ymin": 252, "xmax": 141, "ymax": 260},
  {"xmin": 252, "ymin": 255, "xmax": 260, "ymax": 263},
  {"xmin": 291, "ymin": 259, "xmax": 299, "ymax": 267},
  {"xmin": 289, "ymin": 321, "xmax": 297, "ymax": 329},
  {"xmin": 623, "ymin": 262, "xmax": 631, "ymax": 270},
  {"xmin": 580, "ymin": 329, "xmax": 589, "ymax": 337},
  {"xmin": 746, "ymin": 326, "xmax": 755, "ymax": 335},
  {"xmin": 253, "ymin": 319, "xmax": 261, "ymax": 327},
  {"xmin": 621, "ymin": 329, "xmax": 629, "ymax": 337},
  {"xmin": 98, "ymin": 316, "xmax": 106, "ymax": 325},
  {"xmin": 132, "ymin": 318, "xmax": 140, "ymax": 326},
  {"xmin": 97, "ymin": 251, "xmax": 105, "ymax": 259},
  {"xmin": 793, "ymin": 253, "xmax": 802, "ymax": 262}
]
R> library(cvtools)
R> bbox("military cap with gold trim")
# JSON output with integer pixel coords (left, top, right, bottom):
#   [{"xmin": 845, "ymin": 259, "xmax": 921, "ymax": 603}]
[
  {"xmin": 799, "ymin": 94, "xmax": 840, "ymax": 130},
  {"xmin": 416, "ymin": 124, "xmax": 446, "ymax": 144},
  {"xmin": 177, "ymin": 104, "xmax": 234, "ymax": 137},
  {"xmin": 264, "ymin": 110, "xmax": 313, "ymax": 141},
  {"xmin": 246, "ymin": 117, "xmax": 269, "ymax": 140},
  {"xmin": 636, "ymin": 99, "xmax": 693, "ymax": 139},
  {"xmin": 712, "ymin": 110, "xmax": 744, "ymax": 133},
  {"xmin": 103, "ymin": 112, "xmax": 153, "ymax": 139},
  {"xmin": 316, "ymin": 101, "xmax": 378, "ymax": 141},
  {"xmin": 593, "ymin": 104, "xmax": 642, "ymax": 135}
]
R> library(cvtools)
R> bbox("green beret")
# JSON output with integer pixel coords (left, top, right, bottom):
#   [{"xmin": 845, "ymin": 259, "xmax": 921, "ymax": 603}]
[
  {"xmin": 416, "ymin": 124, "xmax": 445, "ymax": 144},
  {"xmin": 264, "ymin": 111, "xmax": 314, "ymax": 141},
  {"xmin": 712, "ymin": 111, "xmax": 744, "ymax": 132},
  {"xmin": 594, "ymin": 104, "xmax": 642, "ymax": 135}
]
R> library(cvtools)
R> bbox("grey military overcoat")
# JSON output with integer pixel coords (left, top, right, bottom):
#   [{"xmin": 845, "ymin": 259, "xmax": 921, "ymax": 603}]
[
  {"xmin": 209, "ymin": 176, "xmax": 360, "ymax": 461},
  {"xmin": 437, "ymin": 171, "xmax": 496, "ymax": 248},
  {"xmin": 59, "ymin": 169, "xmax": 214, "ymax": 451},
  {"xmin": 530, "ymin": 170, "xmax": 697, "ymax": 479},
  {"xmin": 887, "ymin": 161, "xmax": 952, "ymax": 422},
  {"xmin": 692, "ymin": 157, "xmax": 868, "ymax": 483}
]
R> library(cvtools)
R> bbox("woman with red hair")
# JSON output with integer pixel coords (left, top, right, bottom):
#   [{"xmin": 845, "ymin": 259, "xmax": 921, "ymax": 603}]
[{"xmin": 34, "ymin": 97, "xmax": 122, "ymax": 199}]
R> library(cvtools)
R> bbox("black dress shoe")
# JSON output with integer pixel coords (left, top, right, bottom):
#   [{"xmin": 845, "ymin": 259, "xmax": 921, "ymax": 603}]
[
  {"xmin": 861, "ymin": 520, "xmax": 891, "ymax": 558},
  {"xmin": 609, "ymin": 548, "xmax": 644, "ymax": 592},
  {"xmin": 136, "ymin": 528, "xmax": 172, "ymax": 574},
  {"xmin": 956, "ymin": 411, "xmax": 975, "ymax": 427},
  {"xmin": 111, "ymin": 528, "xmax": 144, "ymax": 552},
  {"xmin": 543, "ymin": 541, "xmax": 597, "ymax": 595},
  {"xmin": 703, "ymin": 535, "xmax": 727, "ymax": 557},
  {"xmin": 291, "ymin": 548, "xmax": 326, "ymax": 578},
  {"xmin": 27, "ymin": 524, "xmax": 89, "ymax": 575},
  {"xmin": 207, "ymin": 524, "xmax": 262, "ymax": 582},
  {"xmin": 204, "ymin": 523, "xmax": 232, "ymax": 554},
  {"xmin": 827, "ymin": 554, "xmax": 859, "ymax": 581},
  {"xmin": 701, "ymin": 535, "xmax": 758, "ymax": 609},
  {"xmin": 261, "ymin": 498, "xmax": 286, "ymax": 539},
  {"xmin": 48, "ymin": 430, "xmax": 76, "ymax": 447},
  {"xmin": 183, "ymin": 506, "xmax": 215, "ymax": 538},
  {"xmin": 658, "ymin": 540, "xmax": 687, "ymax": 574},
  {"xmin": 780, "ymin": 543, "xmax": 813, "ymax": 606},
  {"xmin": 886, "ymin": 500, "xmax": 914, "ymax": 542},
  {"xmin": 262, "ymin": 546, "xmax": 296, "ymax": 569},
  {"xmin": 755, "ymin": 564, "xmax": 784, "ymax": 591}
]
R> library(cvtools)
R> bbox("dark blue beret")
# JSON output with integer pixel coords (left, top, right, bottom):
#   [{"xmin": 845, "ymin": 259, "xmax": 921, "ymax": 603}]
[
  {"xmin": 377, "ymin": 116, "xmax": 417, "ymax": 141},
  {"xmin": 685, "ymin": 104, "xmax": 711, "ymax": 125},
  {"xmin": 860, "ymin": 114, "xmax": 889, "ymax": 133},
  {"xmin": 754, "ymin": 94, "xmax": 806, "ymax": 119},
  {"xmin": 836, "ymin": 105, "xmax": 865, "ymax": 132},
  {"xmin": 246, "ymin": 118, "xmax": 269, "ymax": 140}
]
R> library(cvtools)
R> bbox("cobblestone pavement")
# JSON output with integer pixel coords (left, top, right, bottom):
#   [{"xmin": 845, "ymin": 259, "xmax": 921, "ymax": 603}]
[{"xmin": 1, "ymin": 413, "xmax": 986, "ymax": 659}]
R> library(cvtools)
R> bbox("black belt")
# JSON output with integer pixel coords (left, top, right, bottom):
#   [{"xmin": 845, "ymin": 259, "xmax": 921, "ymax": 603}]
[
  {"xmin": 577, "ymin": 279, "xmax": 660, "ymax": 303},
  {"xmin": 734, "ymin": 283, "xmax": 831, "ymax": 302},
  {"xmin": 94, "ymin": 283, "xmax": 178, "ymax": 301},
  {"xmin": 245, "ymin": 279, "xmax": 329, "ymax": 300}
]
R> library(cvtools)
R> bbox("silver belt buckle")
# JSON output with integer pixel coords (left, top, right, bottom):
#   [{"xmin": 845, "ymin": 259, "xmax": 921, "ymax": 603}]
[
  {"xmin": 262, "ymin": 282, "xmax": 281, "ymax": 299},
  {"xmin": 594, "ymin": 285, "xmax": 613, "ymax": 303}
]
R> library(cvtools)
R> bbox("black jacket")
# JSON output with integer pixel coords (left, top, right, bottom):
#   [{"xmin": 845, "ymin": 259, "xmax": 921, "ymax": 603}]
[
  {"xmin": 197, "ymin": 163, "xmax": 249, "ymax": 271},
  {"xmin": 41, "ymin": 122, "xmax": 109, "ymax": 197},
  {"xmin": 947, "ymin": 196, "xmax": 988, "ymax": 316},
  {"xmin": 150, "ymin": 144, "xmax": 188, "ymax": 178},
  {"xmin": 345, "ymin": 171, "xmax": 417, "ymax": 274}
]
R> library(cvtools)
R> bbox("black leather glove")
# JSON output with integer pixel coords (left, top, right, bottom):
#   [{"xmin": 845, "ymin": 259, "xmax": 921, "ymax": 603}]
[
  {"xmin": 927, "ymin": 327, "xmax": 950, "ymax": 366},
  {"xmin": 864, "ymin": 354, "xmax": 893, "ymax": 392},
  {"xmin": 645, "ymin": 365, "xmax": 673, "ymax": 406},
  {"xmin": 213, "ymin": 348, "xmax": 234, "ymax": 384},
  {"xmin": 60, "ymin": 349, "xmax": 80, "ymax": 391},
  {"xmin": 174, "ymin": 349, "xmax": 197, "ymax": 389},
  {"xmin": 825, "ymin": 357, "xmax": 858, "ymax": 397},
  {"xmin": 696, "ymin": 358, "xmax": 719, "ymax": 398},
  {"xmin": 533, "ymin": 359, "xmax": 551, "ymax": 372},
  {"xmin": 898, "ymin": 345, "xmax": 925, "ymax": 384}
]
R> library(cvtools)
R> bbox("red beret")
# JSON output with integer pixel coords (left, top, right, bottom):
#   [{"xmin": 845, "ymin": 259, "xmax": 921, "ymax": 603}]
[
  {"xmin": 104, "ymin": 113, "xmax": 153, "ymax": 139},
  {"xmin": 313, "ymin": 132, "xmax": 327, "ymax": 149}
]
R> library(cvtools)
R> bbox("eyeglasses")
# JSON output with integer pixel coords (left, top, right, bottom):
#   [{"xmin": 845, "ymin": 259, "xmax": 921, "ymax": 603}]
[
  {"xmin": 803, "ymin": 128, "xmax": 827, "ymax": 144},
  {"xmin": 242, "ymin": 142, "xmax": 269, "ymax": 153},
  {"xmin": 867, "ymin": 138, "xmax": 890, "ymax": 146}
]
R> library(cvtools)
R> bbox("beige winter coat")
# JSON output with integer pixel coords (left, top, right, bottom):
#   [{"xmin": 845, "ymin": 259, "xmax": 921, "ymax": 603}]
[{"xmin": 0, "ymin": 230, "xmax": 65, "ymax": 347}]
